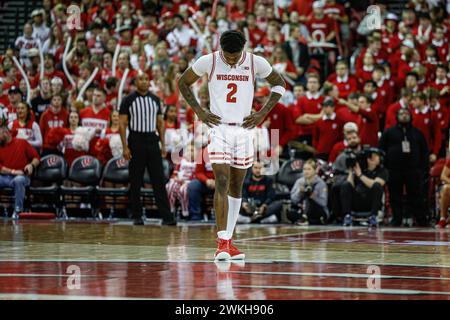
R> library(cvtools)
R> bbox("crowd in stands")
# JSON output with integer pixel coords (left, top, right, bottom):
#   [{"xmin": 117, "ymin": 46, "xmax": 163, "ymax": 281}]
[{"xmin": 0, "ymin": 0, "xmax": 449, "ymax": 228}]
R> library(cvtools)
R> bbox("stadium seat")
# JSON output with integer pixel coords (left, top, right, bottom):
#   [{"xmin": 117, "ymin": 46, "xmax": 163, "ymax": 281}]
[
  {"xmin": 60, "ymin": 156, "xmax": 102, "ymax": 219},
  {"xmin": 29, "ymin": 155, "xmax": 67, "ymax": 217},
  {"xmin": 95, "ymin": 157, "xmax": 129, "ymax": 219}
]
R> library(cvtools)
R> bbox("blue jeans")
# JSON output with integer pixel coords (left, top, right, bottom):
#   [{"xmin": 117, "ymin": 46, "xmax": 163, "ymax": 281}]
[
  {"xmin": 188, "ymin": 179, "xmax": 211, "ymax": 220},
  {"xmin": 0, "ymin": 175, "xmax": 30, "ymax": 213}
]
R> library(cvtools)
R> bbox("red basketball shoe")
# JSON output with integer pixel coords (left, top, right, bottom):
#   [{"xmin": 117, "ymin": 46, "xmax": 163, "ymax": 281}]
[
  {"xmin": 214, "ymin": 238, "xmax": 231, "ymax": 261},
  {"xmin": 228, "ymin": 240, "xmax": 245, "ymax": 260},
  {"xmin": 436, "ymin": 218, "xmax": 448, "ymax": 229}
]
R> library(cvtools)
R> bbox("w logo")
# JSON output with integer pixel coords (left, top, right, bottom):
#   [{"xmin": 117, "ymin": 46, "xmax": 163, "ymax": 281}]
[
  {"xmin": 47, "ymin": 156, "xmax": 58, "ymax": 167},
  {"xmin": 116, "ymin": 159, "xmax": 127, "ymax": 168},
  {"xmin": 81, "ymin": 158, "xmax": 93, "ymax": 168}
]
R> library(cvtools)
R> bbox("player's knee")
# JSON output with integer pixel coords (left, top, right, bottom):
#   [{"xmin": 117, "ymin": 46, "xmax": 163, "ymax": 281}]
[{"xmin": 215, "ymin": 174, "xmax": 229, "ymax": 193}]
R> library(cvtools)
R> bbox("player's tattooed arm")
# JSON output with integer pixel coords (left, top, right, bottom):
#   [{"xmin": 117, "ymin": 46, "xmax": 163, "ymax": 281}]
[
  {"xmin": 243, "ymin": 70, "xmax": 285, "ymax": 129},
  {"xmin": 178, "ymin": 68, "xmax": 221, "ymax": 127}
]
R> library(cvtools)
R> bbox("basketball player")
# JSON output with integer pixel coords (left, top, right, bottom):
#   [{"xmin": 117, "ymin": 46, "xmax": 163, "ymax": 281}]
[{"xmin": 178, "ymin": 30, "xmax": 285, "ymax": 260}]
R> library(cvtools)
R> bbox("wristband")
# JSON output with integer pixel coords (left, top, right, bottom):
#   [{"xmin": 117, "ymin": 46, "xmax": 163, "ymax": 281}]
[{"xmin": 271, "ymin": 85, "xmax": 286, "ymax": 96}]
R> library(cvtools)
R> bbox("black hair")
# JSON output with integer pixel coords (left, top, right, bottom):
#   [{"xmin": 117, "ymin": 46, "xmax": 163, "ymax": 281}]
[
  {"xmin": 364, "ymin": 79, "xmax": 377, "ymax": 88},
  {"xmin": 220, "ymin": 30, "xmax": 246, "ymax": 53}
]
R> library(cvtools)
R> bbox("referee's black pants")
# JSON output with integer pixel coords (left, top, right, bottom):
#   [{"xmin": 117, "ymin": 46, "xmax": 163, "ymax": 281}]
[{"xmin": 128, "ymin": 131, "xmax": 173, "ymax": 222}]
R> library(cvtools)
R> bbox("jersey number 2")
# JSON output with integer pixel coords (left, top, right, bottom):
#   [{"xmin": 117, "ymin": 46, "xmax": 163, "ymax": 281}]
[{"xmin": 226, "ymin": 83, "xmax": 237, "ymax": 103}]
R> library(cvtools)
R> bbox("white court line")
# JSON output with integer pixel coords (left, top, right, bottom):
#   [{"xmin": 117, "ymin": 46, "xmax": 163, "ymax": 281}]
[
  {"xmin": 236, "ymin": 285, "xmax": 450, "ymax": 296},
  {"xmin": 236, "ymin": 228, "xmax": 344, "ymax": 242},
  {"xmin": 229, "ymin": 271, "xmax": 450, "ymax": 281},
  {"xmin": 0, "ymin": 293, "xmax": 161, "ymax": 300},
  {"xmin": 0, "ymin": 258, "xmax": 448, "ymax": 268}
]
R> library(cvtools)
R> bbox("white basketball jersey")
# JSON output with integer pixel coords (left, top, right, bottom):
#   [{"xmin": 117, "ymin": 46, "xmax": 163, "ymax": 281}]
[{"xmin": 191, "ymin": 51, "xmax": 272, "ymax": 123}]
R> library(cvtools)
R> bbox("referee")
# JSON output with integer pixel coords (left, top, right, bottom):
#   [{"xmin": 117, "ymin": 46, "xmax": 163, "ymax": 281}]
[{"xmin": 119, "ymin": 72, "xmax": 176, "ymax": 226}]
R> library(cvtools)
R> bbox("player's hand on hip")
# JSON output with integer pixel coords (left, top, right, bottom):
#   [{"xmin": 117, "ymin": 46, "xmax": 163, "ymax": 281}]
[
  {"xmin": 199, "ymin": 109, "xmax": 221, "ymax": 127},
  {"xmin": 123, "ymin": 146, "xmax": 132, "ymax": 161},
  {"xmin": 243, "ymin": 111, "xmax": 265, "ymax": 129}
]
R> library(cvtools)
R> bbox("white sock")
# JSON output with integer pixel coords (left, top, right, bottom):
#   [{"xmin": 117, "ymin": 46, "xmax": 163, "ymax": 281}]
[
  {"xmin": 217, "ymin": 230, "xmax": 230, "ymax": 240},
  {"xmin": 226, "ymin": 196, "xmax": 242, "ymax": 239}
]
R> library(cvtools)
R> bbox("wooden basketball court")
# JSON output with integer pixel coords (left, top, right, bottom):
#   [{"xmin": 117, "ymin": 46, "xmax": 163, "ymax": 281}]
[{"xmin": 0, "ymin": 220, "xmax": 449, "ymax": 300}]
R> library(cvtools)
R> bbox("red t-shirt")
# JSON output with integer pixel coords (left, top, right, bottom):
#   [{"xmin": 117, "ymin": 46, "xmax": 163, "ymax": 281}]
[
  {"xmin": 0, "ymin": 138, "xmax": 39, "ymax": 170},
  {"xmin": 79, "ymin": 106, "xmax": 111, "ymax": 131}
]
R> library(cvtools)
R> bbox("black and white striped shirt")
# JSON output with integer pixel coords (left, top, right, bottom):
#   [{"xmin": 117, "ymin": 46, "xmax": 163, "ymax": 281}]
[{"xmin": 119, "ymin": 91, "xmax": 161, "ymax": 133}]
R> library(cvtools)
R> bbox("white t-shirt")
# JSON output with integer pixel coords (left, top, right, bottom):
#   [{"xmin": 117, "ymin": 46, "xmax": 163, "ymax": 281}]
[{"xmin": 191, "ymin": 51, "xmax": 272, "ymax": 123}]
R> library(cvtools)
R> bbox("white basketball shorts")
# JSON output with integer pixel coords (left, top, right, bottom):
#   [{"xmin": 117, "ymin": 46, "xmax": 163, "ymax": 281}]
[{"xmin": 207, "ymin": 124, "xmax": 255, "ymax": 169}]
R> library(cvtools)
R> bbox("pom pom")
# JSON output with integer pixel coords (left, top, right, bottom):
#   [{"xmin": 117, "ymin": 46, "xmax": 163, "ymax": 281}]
[
  {"xmin": 72, "ymin": 127, "xmax": 95, "ymax": 151},
  {"xmin": 93, "ymin": 138, "xmax": 112, "ymax": 166},
  {"xmin": 109, "ymin": 134, "xmax": 123, "ymax": 158},
  {"xmin": 46, "ymin": 127, "xmax": 67, "ymax": 148}
]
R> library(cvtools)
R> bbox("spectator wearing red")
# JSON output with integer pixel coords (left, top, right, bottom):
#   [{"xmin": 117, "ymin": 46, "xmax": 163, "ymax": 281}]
[
  {"xmin": 362, "ymin": 80, "xmax": 385, "ymax": 120},
  {"xmin": 381, "ymin": 13, "xmax": 401, "ymax": 54},
  {"xmin": 134, "ymin": 14, "xmax": 158, "ymax": 41},
  {"xmin": 6, "ymin": 86, "xmax": 24, "ymax": 124},
  {"xmin": 0, "ymin": 127, "xmax": 40, "ymax": 218},
  {"xmin": 327, "ymin": 60, "xmax": 358, "ymax": 99},
  {"xmin": 413, "ymin": 12, "xmax": 433, "ymax": 57},
  {"xmin": 80, "ymin": 88, "xmax": 111, "ymax": 134},
  {"xmin": 422, "ymin": 45, "xmax": 439, "ymax": 82},
  {"xmin": 396, "ymin": 46, "xmax": 420, "ymax": 87},
  {"xmin": 14, "ymin": 22, "xmax": 39, "ymax": 68},
  {"xmin": 431, "ymin": 25, "xmax": 448, "ymax": 62},
  {"xmin": 336, "ymin": 92, "xmax": 362, "ymax": 129},
  {"xmin": 39, "ymin": 94, "xmax": 69, "ymax": 156},
  {"xmin": 357, "ymin": 94, "xmax": 379, "ymax": 147},
  {"xmin": 8, "ymin": 101, "xmax": 42, "ymax": 150},
  {"xmin": 355, "ymin": 52, "xmax": 375, "ymax": 87},
  {"xmin": 385, "ymin": 88, "xmax": 413, "ymax": 130},
  {"xmin": 294, "ymin": 73, "xmax": 324, "ymax": 145},
  {"xmin": 99, "ymin": 52, "xmax": 113, "ymax": 88},
  {"xmin": 272, "ymin": 45, "xmax": 298, "ymax": 89},
  {"xmin": 312, "ymin": 99, "xmax": 343, "ymax": 160},
  {"xmin": 355, "ymin": 35, "xmax": 388, "ymax": 73},
  {"xmin": 372, "ymin": 65, "xmax": 394, "ymax": 106},
  {"xmin": 430, "ymin": 64, "xmax": 450, "ymax": 108},
  {"xmin": 61, "ymin": 111, "xmax": 88, "ymax": 167},
  {"xmin": 2, "ymin": 65, "xmax": 20, "ymax": 93},
  {"xmin": 246, "ymin": 13, "xmax": 266, "ymax": 48},
  {"xmin": 411, "ymin": 92, "xmax": 441, "ymax": 163},
  {"xmin": 289, "ymin": 0, "xmax": 313, "ymax": 21},
  {"xmin": 230, "ymin": 0, "xmax": 247, "ymax": 22},
  {"xmin": 115, "ymin": 52, "xmax": 138, "ymax": 87},
  {"xmin": 261, "ymin": 22, "xmax": 284, "ymax": 57},
  {"xmin": 329, "ymin": 122, "xmax": 359, "ymax": 163},
  {"xmin": 428, "ymin": 87, "xmax": 448, "ymax": 157},
  {"xmin": 31, "ymin": 54, "xmax": 68, "ymax": 88},
  {"xmin": 304, "ymin": 1, "xmax": 336, "ymax": 43}
]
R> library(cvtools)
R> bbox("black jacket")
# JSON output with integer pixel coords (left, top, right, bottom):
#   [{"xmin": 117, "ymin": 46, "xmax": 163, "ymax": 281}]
[
  {"xmin": 379, "ymin": 123, "xmax": 429, "ymax": 172},
  {"xmin": 282, "ymin": 40, "xmax": 310, "ymax": 73},
  {"xmin": 242, "ymin": 175, "xmax": 275, "ymax": 206}
]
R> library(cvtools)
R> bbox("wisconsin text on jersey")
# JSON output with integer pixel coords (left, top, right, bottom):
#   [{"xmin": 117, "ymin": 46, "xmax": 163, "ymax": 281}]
[{"xmin": 216, "ymin": 74, "xmax": 250, "ymax": 81}]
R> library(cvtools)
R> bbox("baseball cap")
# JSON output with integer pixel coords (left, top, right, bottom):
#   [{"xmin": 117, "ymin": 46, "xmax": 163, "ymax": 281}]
[
  {"xmin": 31, "ymin": 9, "xmax": 43, "ymax": 18},
  {"xmin": 313, "ymin": 1, "xmax": 325, "ymax": 9},
  {"xmin": 385, "ymin": 13, "xmax": 398, "ymax": 21},
  {"xmin": 51, "ymin": 77, "xmax": 63, "ymax": 85},
  {"xmin": 343, "ymin": 122, "xmax": 358, "ymax": 132},
  {"xmin": 8, "ymin": 86, "xmax": 23, "ymax": 95}
]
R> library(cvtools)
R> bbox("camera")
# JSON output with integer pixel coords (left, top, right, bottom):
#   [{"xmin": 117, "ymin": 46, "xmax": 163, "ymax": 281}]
[
  {"xmin": 345, "ymin": 149, "xmax": 367, "ymax": 169},
  {"xmin": 304, "ymin": 184, "xmax": 313, "ymax": 197},
  {"xmin": 344, "ymin": 147, "xmax": 385, "ymax": 170}
]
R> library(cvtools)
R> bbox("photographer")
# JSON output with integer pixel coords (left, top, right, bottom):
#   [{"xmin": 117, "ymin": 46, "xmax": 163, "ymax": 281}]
[
  {"xmin": 330, "ymin": 131, "xmax": 362, "ymax": 223},
  {"xmin": 239, "ymin": 162, "xmax": 282, "ymax": 224},
  {"xmin": 290, "ymin": 159, "xmax": 329, "ymax": 225},
  {"xmin": 340, "ymin": 148, "xmax": 388, "ymax": 227}
]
